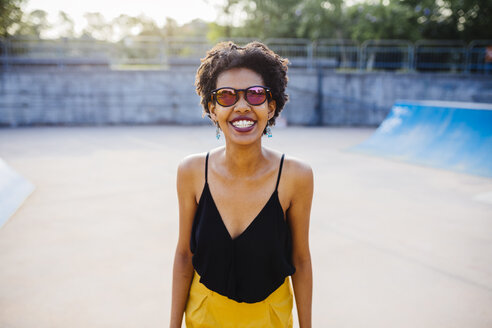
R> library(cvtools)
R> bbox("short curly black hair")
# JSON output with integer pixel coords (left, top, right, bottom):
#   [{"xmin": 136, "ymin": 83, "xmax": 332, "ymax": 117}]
[{"xmin": 195, "ymin": 41, "xmax": 289, "ymax": 133}]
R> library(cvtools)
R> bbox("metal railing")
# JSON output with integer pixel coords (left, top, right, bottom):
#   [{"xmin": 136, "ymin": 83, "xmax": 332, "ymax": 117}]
[
  {"xmin": 360, "ymin": 39, "xmax": 414, "ymax": 71},
  {"xmin": 315, "ymin": 39, "xmax": 359, "ymax": 69},
  {"xmin": 468, "ymin": 40, "xmax": 492, "ymax": 73},
  {"xmin": 415, "ymin": 40, "xmax": 467, "ymax": 72},
  {"xmin": 1, "ymin": 36, "xmax": 491, "ymax": 74}
]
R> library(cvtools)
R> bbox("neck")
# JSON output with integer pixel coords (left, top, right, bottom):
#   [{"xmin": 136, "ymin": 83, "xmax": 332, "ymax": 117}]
[{"xmin": 222, "ymin": 140, "xmax": 265, "ymax": 177}]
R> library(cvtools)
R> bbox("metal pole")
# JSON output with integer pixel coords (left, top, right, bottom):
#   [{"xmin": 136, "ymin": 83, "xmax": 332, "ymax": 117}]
[
  {"xmin": 307, "ymin": 41, "xmax": 314, "ymax": 71},
  {"xmin": 408, "ymin": 43, "xmax": 414, "ymax": 71},
  {"xmin": 359, "ymin": 41, "xmax": 367, "ymax": 71},
  {"xmin": 464, "ymin": 44, "xmax": 470, "ymax": 74},
  {"xmin": 1, "ymin": 38, "xmax": 10, "ymax": 71},
  {"xmin": 314, "ymin": 66, "xmax": 323, "ymax": 126},
  {"xmin": 159, "ymin": 38, "xmax": 165, "ymax": 68}
]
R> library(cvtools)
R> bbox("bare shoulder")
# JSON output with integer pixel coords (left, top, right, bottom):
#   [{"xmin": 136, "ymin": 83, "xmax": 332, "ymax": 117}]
[
  {"xmin": 284, "ymin": 155, "xmax": 314, "ymax": 185},
  {"xmin": 281, "ymin": 155, "xmax": 313, "ymax": 215},
  {"xmin": 177, "ymin": 152, "xmax": 208, "ymax": 198},
  {"xmin": 177, "ymin": 152, "xmax": 207, "ymax": 176}
]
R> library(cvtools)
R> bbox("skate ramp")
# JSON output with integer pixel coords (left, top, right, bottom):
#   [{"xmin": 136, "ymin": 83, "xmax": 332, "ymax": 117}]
[
  {"xmin": 351, "ymin": 100, "xmax": 492, "ymax": 177},
  {"xmin": 0, "ymin": 159, "xmax": 35, "ymax": 228}
]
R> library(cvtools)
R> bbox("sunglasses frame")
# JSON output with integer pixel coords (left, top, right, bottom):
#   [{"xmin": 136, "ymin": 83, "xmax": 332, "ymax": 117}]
[{"xmin": 211, "ymin": 85, "xmax": 272, "ymax": 107}]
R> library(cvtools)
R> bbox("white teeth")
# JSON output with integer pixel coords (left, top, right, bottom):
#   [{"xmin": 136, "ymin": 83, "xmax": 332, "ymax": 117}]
[{"xmin": 232, "ymin": 120, "xmax": 255, "ymax": 128}]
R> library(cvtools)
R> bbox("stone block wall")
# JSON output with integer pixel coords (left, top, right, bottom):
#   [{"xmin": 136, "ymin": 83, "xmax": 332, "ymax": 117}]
[{"xmin": 1, "ymin": 68, "xmax": 491, "ymax": 127}]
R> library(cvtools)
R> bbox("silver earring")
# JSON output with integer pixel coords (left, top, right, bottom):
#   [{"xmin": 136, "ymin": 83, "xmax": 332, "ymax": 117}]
[
  {"xmin": 266, "ymin": 124, "xmax": 272, "ymax": 138},
  {"xmin": 215, "ymin": 122, "xmax": 221, "ymax": 140}
]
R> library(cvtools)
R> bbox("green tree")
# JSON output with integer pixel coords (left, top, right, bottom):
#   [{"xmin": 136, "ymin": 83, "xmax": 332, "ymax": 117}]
[
  {"xmin": 180, "ymin": 19, "xmax": 209, "ymax": 38},
  {"xmin": 0, "ymin": 0, "xmax": 25, "ymax": 37},
  {"xmin": 219, "ymin": 0, "xmax": 302, "ymax": 39},
  {"xmin": 82, "ymin": 12, "xmax": 112, "ymax": 40},
  {"xmin": 212, "ymin": 0, "xmax": 492, "ymax": 42},
  {"xmin": 134, "ymin": 14, "xmax": 161, "ymax": 37},
  {"xmin": 346, "ymin": 1, "xmax": 420, "ymax": 41},
  {"xmin": 296, "ymin": 0, "xmax": 347, "ymax": 40},
  {"xmin": 163, "ymin": 17, "xmax": 179, "ymax": 38},
  {"xmin": 207, "ymin": 22, "xmax": 231, "ymax": 42},
  {"xmin": 111, "ymin": 14, "xmax": 142, "ymax": 41},
  {"xmin": 14, "ymin": 9, "xmax": 51, "ymax": 37},
  {"xmin": 401, "ymin": 0, "xmax": 492, "ymax": 41},
  {"xmin": 56, "ymin": 11, "xmax": 75, "ymax": 38},
  {"xmin": 109, "ymin": 14, "xmax": 162, "ymax": 41}
]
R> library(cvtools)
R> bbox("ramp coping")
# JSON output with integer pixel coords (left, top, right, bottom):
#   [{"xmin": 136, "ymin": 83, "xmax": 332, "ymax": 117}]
[{"xmin": 395, "ymin": 100, "xmax": 492, "ymax": 110}]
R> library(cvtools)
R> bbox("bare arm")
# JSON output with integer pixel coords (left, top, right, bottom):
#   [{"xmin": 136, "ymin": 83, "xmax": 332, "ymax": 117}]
[
  {"xmin": 169, "ymin": 156, "xmax": 201, "ymax": 328},
  {"xmin": 287, "ymin": 160, "xmax": 314, "ymax": 328}
]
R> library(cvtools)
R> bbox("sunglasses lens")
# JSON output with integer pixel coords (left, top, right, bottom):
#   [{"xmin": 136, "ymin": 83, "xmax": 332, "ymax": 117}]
[
  {"xmin": 216, "ymin": 89, "xmax": 237, "ymax": 106},
  {"xmin": 246, "ymin": 87, "xmax": 267, "ymax": 105}
]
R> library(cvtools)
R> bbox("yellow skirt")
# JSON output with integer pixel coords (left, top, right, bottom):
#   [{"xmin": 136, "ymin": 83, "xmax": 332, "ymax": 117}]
[{"xmin": 185, "ymin": 270, "xmax": 294, "ymax": 328}]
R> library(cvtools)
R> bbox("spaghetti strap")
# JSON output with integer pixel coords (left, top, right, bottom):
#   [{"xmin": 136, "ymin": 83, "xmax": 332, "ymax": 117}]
[
  {"xmin": 205, "ymin": 152, "xmax": 209, "ymax": 184},
  {"xmin": 275, "ymin": 154, "xmax": 285, "ymax": 191}
]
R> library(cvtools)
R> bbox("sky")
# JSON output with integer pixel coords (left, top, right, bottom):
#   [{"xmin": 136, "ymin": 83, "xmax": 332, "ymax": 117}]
[{"xmin": 23, "ymin": 0, "xmax": 220, "ymax": 34}]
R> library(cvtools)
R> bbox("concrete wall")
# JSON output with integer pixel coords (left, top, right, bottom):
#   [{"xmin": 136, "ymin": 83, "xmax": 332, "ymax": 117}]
[{"xmin": 1, "ymin": 68, "xmax": 491, "ymax": 127}]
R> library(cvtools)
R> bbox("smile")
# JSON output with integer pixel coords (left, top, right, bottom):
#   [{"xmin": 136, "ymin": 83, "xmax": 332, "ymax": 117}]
[{"xmin": 231, "ymin": 120, "xmax": 255, "ymax": 128}]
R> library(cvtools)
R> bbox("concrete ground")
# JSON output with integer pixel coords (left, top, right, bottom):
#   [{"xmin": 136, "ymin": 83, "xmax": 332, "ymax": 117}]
[{"xmin": 0, "ymin": 125, "xmax": 491, "ymax": 328}]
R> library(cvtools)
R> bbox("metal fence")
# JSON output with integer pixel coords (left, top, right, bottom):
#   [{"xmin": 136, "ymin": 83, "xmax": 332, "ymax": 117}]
[{"xmin": 1, "ymin": 36, "xmax": 491, "ymax": 73}]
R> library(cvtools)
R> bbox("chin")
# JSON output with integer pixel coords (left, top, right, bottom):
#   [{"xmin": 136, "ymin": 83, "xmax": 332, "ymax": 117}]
[{"xmin": 226, "ymin": 132, "xmax": 263, "ymax": 145}]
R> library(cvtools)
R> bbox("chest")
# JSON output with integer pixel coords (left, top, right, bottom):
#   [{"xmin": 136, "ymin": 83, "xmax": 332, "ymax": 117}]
[{"xmin": 202, "ymin": 176, "xmax": 289, "ymax": 240}]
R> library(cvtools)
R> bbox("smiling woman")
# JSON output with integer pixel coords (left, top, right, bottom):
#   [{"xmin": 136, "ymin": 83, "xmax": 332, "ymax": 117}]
[{"xmin": 170, "ymin": 41, "xmax": 314, "ymax": 328}]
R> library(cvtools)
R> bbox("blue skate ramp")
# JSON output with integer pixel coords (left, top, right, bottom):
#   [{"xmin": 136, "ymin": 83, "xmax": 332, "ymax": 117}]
[
  {"xmin": 0, "ymin": 159, "xmax": 35, "ymax": 228},
  {"xmin": 351, "ymin": 100, "xmax": 492, "ymax": 178}
]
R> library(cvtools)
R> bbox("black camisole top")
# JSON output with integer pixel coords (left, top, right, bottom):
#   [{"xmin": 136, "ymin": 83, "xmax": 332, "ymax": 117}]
[{"xmin": 190, "ymin": 152, "xmax": 296, "ymax": 303}]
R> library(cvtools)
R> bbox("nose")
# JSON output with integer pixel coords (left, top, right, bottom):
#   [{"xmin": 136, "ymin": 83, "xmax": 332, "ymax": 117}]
[{"xmin": 233, "ymin": 91, "xmax": 251, "ymax": 112}]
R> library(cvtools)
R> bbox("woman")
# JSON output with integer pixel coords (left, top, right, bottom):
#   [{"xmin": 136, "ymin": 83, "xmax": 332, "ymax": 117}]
[{"xmin": 170, "ymin": 41, "xmax": 313, "ymax": 328}]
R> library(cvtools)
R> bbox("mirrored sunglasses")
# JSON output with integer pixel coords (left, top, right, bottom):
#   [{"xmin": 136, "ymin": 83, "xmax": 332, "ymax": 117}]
[{"xmin": 211, "ymin": 86, "xmax": 272, "ymax": 107}]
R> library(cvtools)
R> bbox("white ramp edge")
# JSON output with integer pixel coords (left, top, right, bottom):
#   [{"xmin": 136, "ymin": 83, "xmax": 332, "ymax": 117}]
[{"xmin": 0, "ymin": 159, "xmax": 35, "ymax": 228}]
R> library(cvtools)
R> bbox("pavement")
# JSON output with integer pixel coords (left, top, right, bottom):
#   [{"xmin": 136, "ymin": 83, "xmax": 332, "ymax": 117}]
[{"xmin": 0, "ymin": 125, "xmax": 491, "ymax": 328}]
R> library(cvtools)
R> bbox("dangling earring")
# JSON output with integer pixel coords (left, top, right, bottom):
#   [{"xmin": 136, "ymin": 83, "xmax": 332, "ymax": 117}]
[
  {"xmin": 266, "ymin": 124, "xmax": 272, "ymax": 138},
  {"xmin": 215, "ymin": 122, "xmax": 221, "ymax": 140}
]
